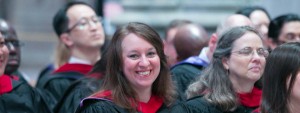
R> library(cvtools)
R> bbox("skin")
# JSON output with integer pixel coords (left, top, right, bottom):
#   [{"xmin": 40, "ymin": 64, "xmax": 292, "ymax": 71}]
[
  {"xmin": 278, "ymin": 21, "xmax": 300, "ymax": 43},
  {"xmin": 0, "ymin": 33, "xmax": 9, "ymax": 75},
  {"xmin": 207, "ymin": 14, "xmax": 253, "ymax": 62},
  {"xmin": 289, "ymin": 72, "xmax": 300, "ymax": 113},
  {"xmin": 164, "ymin": 28, "xmax": 178, "ymax": 67},
  {"xmin": 250, "ymin": 10, "xmax": 270, "ymax": 39},
  {"xmin": 0, "ymin": 20, "xmax": 21, "ymax": 74},
  {"xmin": 122, "ymin": 33, "xmax": 161, "ymax": 102},
  {"xmin": 61, "ymin": 4, "xmax": 105, "ymax": 64},
  {"xmin": 223, "ymin": 32, "xmax": 266, "ymax": 93}
]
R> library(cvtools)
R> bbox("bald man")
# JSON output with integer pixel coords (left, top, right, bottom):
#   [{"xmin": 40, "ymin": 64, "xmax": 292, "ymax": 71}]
[
  {"xmin": 171, "ymin": 23, "xmax": 209, "ymax": 100},
  {"xmin": 199, "ymin": 14, "xmax": 253, "ymax": 65}
]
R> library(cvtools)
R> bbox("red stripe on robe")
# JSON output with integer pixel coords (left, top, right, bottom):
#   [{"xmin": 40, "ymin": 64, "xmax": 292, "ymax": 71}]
[{"xmin": 0, "ymin": 74, "xmax": 13, "ymax": 95}]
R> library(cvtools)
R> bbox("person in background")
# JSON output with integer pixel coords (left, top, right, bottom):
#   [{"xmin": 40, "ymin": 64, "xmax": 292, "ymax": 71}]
[
  {"xmin": 260, "ymin": 42, "xmax": 300, "ymax": 113},
  {"xmin": 164, "ymin": 19, "xmax": 192, "ymax": 67},
  {"xmin": 236, "ymin": 6, "xmax": 271, "ymax": 46},
  {"xmin": 186, "ymin": 26, "xmax": 268, "ymax": 113},
  {"xmin": 76, "ymin": 22, "xmax": 177, "ymax": 113},
  {"xmin": 36, "ymin": 1, "xmax": 105, "ymax": 102},
  {"xmin": 54, "ymin": 44, "xmax": 109, "ymax": 113},
  {"xmin": 198, "ymin": 14, "xmax": 253, "ymax": 66},
  {"xmin": 0, "ymin": 19, "xmax": 32, "ymax": 85},
  {"xmin": 267, "ymin": 13, "xmax": 300, "ymax": 50},
  {"xmin": 170, "ymin": 23, "xmax": 209, "ymax": 100},
  {"xmin": 0, "ymin": 31, "xmax": 53, "ymax": 113}
]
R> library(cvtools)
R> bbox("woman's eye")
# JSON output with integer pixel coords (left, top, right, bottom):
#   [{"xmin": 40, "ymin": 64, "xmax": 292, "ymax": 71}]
[
  {"xmin": 147, "ymin": 52, "xmax": 156, "ymax": 57},
  {"xmin": 128, "ymin": 54, "xmax": 139, "ymax": 59}
]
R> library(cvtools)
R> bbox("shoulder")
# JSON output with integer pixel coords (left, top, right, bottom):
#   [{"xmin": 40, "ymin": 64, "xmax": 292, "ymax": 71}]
[{"xmin": 77, "ymin": 98, "xmax": 127, "ymax": 113}]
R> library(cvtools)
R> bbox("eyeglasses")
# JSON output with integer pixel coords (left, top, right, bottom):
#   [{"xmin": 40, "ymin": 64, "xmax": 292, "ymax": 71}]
[
  {"xmin": 231, "ymin": 47, "xmax": 269, "ymax": 58},
  {"xmin": 5, "ymin": 40, "xmax": 24, "ymax": 47},
  {"xmin": 66, "ymin": 16, "xmax": 102, "ymax": 33}
]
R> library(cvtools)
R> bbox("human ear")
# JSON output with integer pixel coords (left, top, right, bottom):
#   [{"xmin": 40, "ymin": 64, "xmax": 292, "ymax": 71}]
[
  {"xmin": 60, "ymin": 33, "xmax": 73, "ymax": 47},
  {"xmin": 222, "ymin": 57, "xmax": 229, "ymax": 70}
]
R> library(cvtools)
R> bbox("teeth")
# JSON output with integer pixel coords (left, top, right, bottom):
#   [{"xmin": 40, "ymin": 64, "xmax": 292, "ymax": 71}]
[{"xmin": 138, "ymin": 71, "xmax": 150, "ymax": 76}]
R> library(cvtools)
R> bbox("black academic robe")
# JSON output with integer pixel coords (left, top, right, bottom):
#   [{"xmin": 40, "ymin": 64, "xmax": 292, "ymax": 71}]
[
  {"xmin": 186, "ymin": 96, "xmax": 257, "ymax": 113},
  {"xmin": 171, "ymin": 56, "xmax": 207, "ymax": 100},
  {"xmin": 76, "ymin": 97, "xmax": 171, "ymax": 113},
  {"xmin": 36, "ymin": 63, "xmax": 93, "ymax": 101},
  {"xmin": 0, "ymin": 75, "xmax": 54, "ymax": 113},
  {"xmin": 54, "ymin": 77, "xmax": 103, "ymax": 113}
]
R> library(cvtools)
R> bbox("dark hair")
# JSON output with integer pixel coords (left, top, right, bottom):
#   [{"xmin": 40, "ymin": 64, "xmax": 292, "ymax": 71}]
[
  {"xmin": 268, "ymin": 14, "xmax": 300, "ymax": 43},
  {"xmin": 52, "ymin": 1, "xmax": 94, "ymax": 37},
  {"xmin": 99, "ymin": 22, "xmax": 176, "ymax": 111},
  {"xmin": 236, "ymin": 6, "xmax": 271, "ymax": 20},
  {"xmin": 187, "ymin": 26, "xmax": 263, "ymax": 111},
  {"xmin": 261, "ymin": 42, "xmax": 300, "ymax": 113}
]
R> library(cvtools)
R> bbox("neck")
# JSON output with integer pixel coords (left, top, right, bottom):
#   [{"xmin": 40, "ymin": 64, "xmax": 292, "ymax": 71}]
[
  {"xmin": 134, "ymin": 87, "xmax": 152, "ymax": 103},
  {"xmin": 289, "ymin": 98, "xmax": 300, "ymax": 113},
  {"xmin": 71, "ymin": 47, "xmax": 101, "ymax": 65},
  {"xmin": 230, "ymin": 75, "xmax": 255, "ymax": 93}
]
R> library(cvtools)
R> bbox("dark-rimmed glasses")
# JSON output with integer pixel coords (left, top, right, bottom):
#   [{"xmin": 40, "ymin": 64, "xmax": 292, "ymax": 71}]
[{"xmin": 66, "ymin": 16, "xmax": 102, "ymax": 33}]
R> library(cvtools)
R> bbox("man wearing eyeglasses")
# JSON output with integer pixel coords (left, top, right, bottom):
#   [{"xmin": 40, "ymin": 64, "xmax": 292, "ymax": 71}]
[
  {"xmin": 0, "ymin": 19, "xmax": 32, "ymax": 84},
  {"xmin": 36, "ymin": 1, "xmax": 105, "ymax": 104}
]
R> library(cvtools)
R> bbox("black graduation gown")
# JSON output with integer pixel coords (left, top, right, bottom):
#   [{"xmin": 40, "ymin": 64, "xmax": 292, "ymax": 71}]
[
  {"xmin": 171, "ymin": 56, "xmax": 207, "ymax": 100},
  {"xmin": 186, "ymin": 96, "xmax": 257, "ymax": 113},
  {"xmin": 0, "ymin": 76, "xmax": 54, "ymax": 113},
  {"xmin": 76, "ymin": 98, "xmax": 172, "ymax": 113},
  {"xmin": 54, "ymin": 77, "xmax": 103, "ymax": 113},
  {"xmin": 36, "ymin": 63, "xmax": 93, "ymax": 101}
]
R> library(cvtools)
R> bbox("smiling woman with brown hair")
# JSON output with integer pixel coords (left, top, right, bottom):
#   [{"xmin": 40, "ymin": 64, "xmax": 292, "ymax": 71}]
[{"xmin": 77, "ymin": 22, "xmax": 177, "ymax": 113}]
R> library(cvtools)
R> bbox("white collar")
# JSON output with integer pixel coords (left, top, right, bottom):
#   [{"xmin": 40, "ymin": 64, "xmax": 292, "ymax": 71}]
[
  {"xmin": 68, "ymin": 56, "xmax": 91, "ymax": 65},
  {"xmin": 198, "ymin": 47, "xmax": 210, "ymax": 64}
]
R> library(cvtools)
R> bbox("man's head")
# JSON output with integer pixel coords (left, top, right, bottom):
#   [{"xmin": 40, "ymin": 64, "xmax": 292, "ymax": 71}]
[
  {"xmin": 53, "ymin": 1, "xmax": 105, "ymax": 52},
  {"xmin": 173, "ymin": 24, "xmax": 209, "ymax": 61},
  {"xmin": 164, "ymin": 19, "xmax": 192, "ymax": 67},
  {"xmin": 268, "ymin": 14, "xmax": 300, "ymax": 50},
  {"xmin": 207, "ymin": 14, "xmax": 253, "ymax": 61},
  {"xmin": 0, "ymin": 19, "xmax": 21, "ymax": 75}
]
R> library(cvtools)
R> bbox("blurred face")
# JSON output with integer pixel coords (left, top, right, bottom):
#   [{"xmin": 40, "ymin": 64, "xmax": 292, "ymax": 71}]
[
  {"xmin": 164, "ymin": 28, "xmax": 178, "ymax": 67},
  {"xmin": 65, "ymin": 4, "xmax": 105, "ymax": 49},
  {"xmin": 2, "ymin": 31, "xmax": 21, "ymax": 74},
  {"xmin": 224, "ymin": 32, "xmax": 267, "ymax": 83},
  {"xmin": 122, "ymin": 33, "xmax": 161, "ymax": 91},
  {"xmin": 278, "ymin": 21, "xmax": 300, "ymax": 44},
  {"xmin": 0, "ymin": 33, "xmax": 9, "ymax": 75},
  {"xmin": 250, "ymin": 10, "xmax": 270, "ymax": 39}
]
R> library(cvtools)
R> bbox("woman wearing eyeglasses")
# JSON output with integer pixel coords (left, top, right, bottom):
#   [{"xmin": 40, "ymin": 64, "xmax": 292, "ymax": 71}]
[{"xmin": 185, "ymin": 26, "xmax": 268, "ymax": 113}]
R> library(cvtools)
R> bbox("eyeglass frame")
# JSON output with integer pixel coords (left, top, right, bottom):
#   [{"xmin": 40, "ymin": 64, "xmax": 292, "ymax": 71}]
[
  {"xmin": 231, "ymin": 47, "xmax": 269, "ymax": 58},
  {"xmin": 65, "ymin": 16, "xmax": 102, "ymax": 33}
]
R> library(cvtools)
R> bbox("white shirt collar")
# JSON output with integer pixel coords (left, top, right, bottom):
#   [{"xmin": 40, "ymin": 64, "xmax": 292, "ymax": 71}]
[
  {"xmin": 198, "ymin": 47, "xmax": 210, "ymax": 64},
  {"xmin": 68, "ymin": 56, "xmax": 91, "ymax": 65}
]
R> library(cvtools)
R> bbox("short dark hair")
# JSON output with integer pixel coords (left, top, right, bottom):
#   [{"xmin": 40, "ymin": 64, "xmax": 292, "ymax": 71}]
[
  {"xmin": 52, "ymin": 1, "xmax": 94, "ymax": 37},
  {"xmin": 236, "ymin": 6, "xmax": 271, "ymax": 19},
  {"xmin": 268, "ymin": 14, "xmax": 300, "ymax": 42},
  {"xmin": 261, "ymin": 42, "xmax": 300, "ymax": 113}
]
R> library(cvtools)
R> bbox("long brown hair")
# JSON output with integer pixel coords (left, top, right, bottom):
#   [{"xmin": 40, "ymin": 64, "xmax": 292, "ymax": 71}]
[{"xmin": 96, "ymin": 22, "xmax": 176, "ymax": 111}]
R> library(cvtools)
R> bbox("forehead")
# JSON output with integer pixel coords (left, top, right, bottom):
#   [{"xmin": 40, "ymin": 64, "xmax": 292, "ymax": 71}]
[
  {"xmin": 281, "ymin": 21, "xmax": 300, "ymax": 34},
  {"xmin": 122, "ymin": 33, "xmax": 154, "ymax": 51},
  {"xmin": 67, "ymin": 4, "xmax": 96, "ymax": 20},
  {"xmin": 250, "ymin": 10, "xmax": 270, "ymax": 23},
  {"xmin": 232, "ymin": 32, "xmax": 263, "ymax": 49}
]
